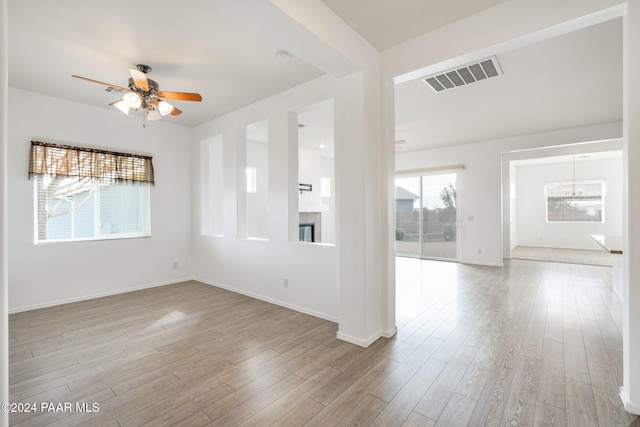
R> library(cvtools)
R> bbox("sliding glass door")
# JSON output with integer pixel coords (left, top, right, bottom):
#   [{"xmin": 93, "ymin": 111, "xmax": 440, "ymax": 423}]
[
  {"xmin": 395, "ymin": 173, "xmax": 458, "ymax": 261},
  {"xmin": 395, "ymin": 176, "xmax": 421, "ymax": 257}
]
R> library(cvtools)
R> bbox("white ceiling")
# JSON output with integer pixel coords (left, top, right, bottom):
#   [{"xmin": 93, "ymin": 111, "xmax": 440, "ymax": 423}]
[
  {"xmin": 8, "ymin": 0, "xmax": 324, "ymax": 128},
  {"xmin": 394, "ymin": 17, "xmax": 623, "ymax": 152},
  {"xmin": 321, "ymin": 0, "xmax": 509, "ymax": 51},
  {"xmin": 7, "ymin": 1, "xmax": 623, "ymax": 155}
]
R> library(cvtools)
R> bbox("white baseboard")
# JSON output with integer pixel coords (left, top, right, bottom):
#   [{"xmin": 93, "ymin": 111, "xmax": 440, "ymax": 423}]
[
  {"xmin": 620, "ymin": 387, "xmax": 640, "ymax": 415},
  {"xmin": 194, "ymin": 276, "xmax": 338, "ymax": 323},
  {"xmin": 381, "ymin": 326, "xmax": 398, "ymax": 338},
  {"xmin": 9, "ymin": 276, "xmax": 194, "ymax": 314},
  {"xmin": 336, "ymin": 330, "xmax": 391, "ymax": 348},
  {"xmin": 461, "ymin": 258, "xmax": 504, "ymax": 267}
]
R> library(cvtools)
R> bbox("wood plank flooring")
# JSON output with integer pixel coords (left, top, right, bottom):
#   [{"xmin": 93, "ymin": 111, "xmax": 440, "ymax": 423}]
[{"xmin": 8, "ymin": 258, "xmax": 639, "ymax": 426}]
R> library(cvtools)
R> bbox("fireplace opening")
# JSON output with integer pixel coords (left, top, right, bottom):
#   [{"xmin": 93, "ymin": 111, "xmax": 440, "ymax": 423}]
[{"xmin": 299, "ymin": 223, "xmax": 315, "ymax": 242}]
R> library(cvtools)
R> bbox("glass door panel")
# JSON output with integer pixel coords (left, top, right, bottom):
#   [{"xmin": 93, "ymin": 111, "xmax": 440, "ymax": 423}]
[
  {"xmin": 395, "ymin": 176, "xmax": 421, "ymax": 257},
  {"xmin": 421, "ymin": 173, "xmax": 457, "ymax": 260},
  {"xmin": 395, "ymin": 173, "xmax": 458, "ymax": 261}
]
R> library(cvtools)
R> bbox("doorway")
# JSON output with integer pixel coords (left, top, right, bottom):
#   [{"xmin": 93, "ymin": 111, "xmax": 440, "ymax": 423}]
[{"xmin": 395, "ymin": 172, "xmax": 458, "ymax": 261}]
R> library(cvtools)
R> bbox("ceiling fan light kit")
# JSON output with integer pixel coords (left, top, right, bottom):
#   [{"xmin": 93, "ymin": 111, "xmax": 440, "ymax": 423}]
[
  {"xmin": 72, "ymin": 64, "xmax": 202, "ymax": 127},
  {"xmin": 122, "ymin": 92, "xmax": 142, "ymax": 109},
  {"xmin": 158, "ymin": 101, "xmax": 173, "ymax": 116},
  {"xmin": 111, "ymin": 100, "xmax": 130, "ymax": 115}
]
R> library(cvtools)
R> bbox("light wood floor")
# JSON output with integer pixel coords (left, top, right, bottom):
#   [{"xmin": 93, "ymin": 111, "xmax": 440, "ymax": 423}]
[
  {"xmin": 8, "ymin": 258, "xmax": 639, "ymax": 426},
  {"xmin": 511, "ymin": 246, "xmax": 613, "ymax": 267}
]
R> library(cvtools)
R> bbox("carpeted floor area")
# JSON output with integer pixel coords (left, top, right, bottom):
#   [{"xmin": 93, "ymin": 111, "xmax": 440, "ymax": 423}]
[{"xmin": 510, "ymin": 245, "xmax": 613, "ymax": 267}]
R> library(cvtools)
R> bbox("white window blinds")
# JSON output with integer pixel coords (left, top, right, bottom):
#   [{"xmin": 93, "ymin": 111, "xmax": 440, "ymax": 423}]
[{"xmin": 28, "ymin": 141, "xmax": 153, "ymax": 243}]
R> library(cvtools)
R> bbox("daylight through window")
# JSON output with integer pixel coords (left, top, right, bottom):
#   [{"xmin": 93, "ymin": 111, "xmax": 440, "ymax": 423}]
[
  {"xmin": 546, "ymin": 181, "xmax": 604, "ymax": 223},
  {"xmin": 29, "ymin": 141, "xmax": 153, "ymax": 243}
]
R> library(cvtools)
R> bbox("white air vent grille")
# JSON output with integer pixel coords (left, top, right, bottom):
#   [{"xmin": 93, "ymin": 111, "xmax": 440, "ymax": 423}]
[
  {"xmin": 104, "ymin": 86, "xmax": 125, "ymax": 94},
  {"xmin": 423, "ymin": 56, "xmax": 502, "ymax": 93}
]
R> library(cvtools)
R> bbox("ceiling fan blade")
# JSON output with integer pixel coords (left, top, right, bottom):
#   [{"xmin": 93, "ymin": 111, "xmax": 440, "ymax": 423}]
[
  {"xmin": 170, "ymin": 106, "xmax": 182, "ymax": 116},
  {"xmin": 72, "ymin": 75, "xmax": 129, "ymax": 92},
  {"xmin": 129, "ymin": 67, "xmax": 149, "ymax": 91},
  {"xmin": 156, "ymin": 91, "xmax": 202, "ymax": 102}
]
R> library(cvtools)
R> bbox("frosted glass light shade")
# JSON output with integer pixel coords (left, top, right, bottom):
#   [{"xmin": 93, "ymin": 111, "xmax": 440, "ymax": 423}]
[
  {"xmin": 158, "ymin": 101, "xmax": 174, "ymax": 116},
  {"xmin": 147, "ymin": 107, "xmax": 161, "ymax": 121},
  {"xmin": 112, "ymin": 100, "xmax": 130, "ymax": 115},
  {"xmin": 123, "ymin": 92, "xmax": 142, "ymax": 108}
]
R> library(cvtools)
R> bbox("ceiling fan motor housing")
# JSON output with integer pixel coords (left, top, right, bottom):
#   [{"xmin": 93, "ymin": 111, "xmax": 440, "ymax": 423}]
[
  {"xmin": 128, "ymin": 78, "xmax": 159, "ymax": 94},
  {"xmin": 136, "ymin": 64, "xmax": 152, "ymax": 74}
]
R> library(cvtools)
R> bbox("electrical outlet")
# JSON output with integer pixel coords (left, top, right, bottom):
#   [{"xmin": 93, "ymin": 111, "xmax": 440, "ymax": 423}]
[{"xmin": 283, "ymin": 278, "xmax": 288, "ymax": 288}]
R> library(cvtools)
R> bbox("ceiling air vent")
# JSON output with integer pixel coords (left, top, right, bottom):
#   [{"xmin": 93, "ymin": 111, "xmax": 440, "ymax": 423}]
[{"xmin": 422, "ymin": 56, "xmax": 502, "ymax": 93}]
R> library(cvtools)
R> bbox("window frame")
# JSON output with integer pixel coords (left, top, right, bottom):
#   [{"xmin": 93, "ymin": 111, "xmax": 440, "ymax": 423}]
[
  {"xmin": 29, "ymin": 141, "xmax": 154, "ymax": 244},
  {"xmin": 545, "ymin": 180, "xmax": 605, "ymax": 224},
  {"xmin": 33, "ymin": 175, "xmax": 151, "ymax": 244}
]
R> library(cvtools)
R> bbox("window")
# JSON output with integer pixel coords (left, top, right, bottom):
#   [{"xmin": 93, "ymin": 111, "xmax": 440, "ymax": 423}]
[
  {"xmin": 546, "ymin": 181, "xmax": 604, "ymax": 223},
  {"xmin": 29, "ymin": 141, "xmax": 153, "ymax": 243}
]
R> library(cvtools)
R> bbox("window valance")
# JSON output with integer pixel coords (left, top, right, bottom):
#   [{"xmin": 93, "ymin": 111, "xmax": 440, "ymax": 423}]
[{"xmin": 28, "ymin": 141, "xmax": 154, "ymax": 185}]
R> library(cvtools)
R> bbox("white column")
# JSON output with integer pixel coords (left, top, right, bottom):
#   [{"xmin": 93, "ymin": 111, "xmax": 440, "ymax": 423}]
[
  {"xmin": 622, "ymin": 0, "xmax": 640, "ymax": 415},
  {"xmin": 335, "ymin": 70, "xmax": 388, "ymax": 346},
  {"xmin": 381, "ymin": 78, "xmax": 397, "ymax": 338},
  {"xmin": 0, "ymin": 0, "xmax": 9, "ymax": 424}
]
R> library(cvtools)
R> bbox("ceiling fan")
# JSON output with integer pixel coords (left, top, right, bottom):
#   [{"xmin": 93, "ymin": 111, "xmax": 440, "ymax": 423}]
[{"xmin": 72, "ymin": 64, "xmax": 202, "ymax": 126}]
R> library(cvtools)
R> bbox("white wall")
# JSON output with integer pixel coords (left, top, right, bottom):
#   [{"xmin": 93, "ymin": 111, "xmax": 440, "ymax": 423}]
[
  {"xmin": 509, "ymin": 162, "xmax": 517, "ymax": 250},
  {"xmin": 201, "ymin": 135, "xmax": 224, "ymax": 237},
  {"xmin": 1, "ymin": 0, "xmax": 8, "ymax": 422},
  {"xmin": 515, "ymin": 156, "xmax": 623, "ymax": 250},
  {"xmin": 321, "ymin": 156, "xmax": 336, "ymax": 244},
  {"xmin": 247, "ymin": 139, "xmax": 269, "ymax": 239},
  {"xmin": 623, "ymin": 0, "xmax": 640, "ymax": 413},
  {"xmin": 396, "ymin": 122, "xmax": 622, "ymax": 266},
  {"xmin": 298, "ymin": 146, "xmax": 324, "ymax": 211},
  {"xmin": 192, "ymin": 75, "xmax": 339, "ymax": 321},
  {"xmin": 7, "ymin": 88, "xmax": 193, "ymax": 312}
]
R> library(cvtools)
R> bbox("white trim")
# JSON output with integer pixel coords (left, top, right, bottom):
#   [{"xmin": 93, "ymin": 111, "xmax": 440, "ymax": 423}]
[
  {"xmin": 620, "ymin": 387, "xmax": 640, "ymax": 415},
  {"xmin": 336, "ymin": 330, "xmax": 384, "ymax": 348},
  {"xmin": 8, "ymin": 277, "xmax": 194, "ymax": 314},
  {"xmin": 9, "ymin": 275, "xmax": 341, "ymax": 324},
  {"xmin": 381, "ymin": 326, "xmax": 397, "ymax": 338},
  {"xmin": 0, "ymin": 0, "xmax": 8, "ymax": 423},
  {"xmin": 464, "ymin": 259, "xmax": 504, "ymax": 268},
  {"xmin": 396, "ymin": 165, "xmax": 465, "ymax": 176},
  {"xmin": 194, "ymin": 276, "xmax": 338, "ymax": 323}
]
